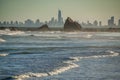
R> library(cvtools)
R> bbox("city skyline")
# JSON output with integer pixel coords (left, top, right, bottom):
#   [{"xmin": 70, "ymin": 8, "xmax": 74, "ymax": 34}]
[
  {"xmin": 0, "ymin": 0, "xmax": 120, "ymax": 25},
  {"xmin": 0, "ymin": 10, "xmax": 65, "ymax": 27},
  {"xmin": 0, "ymin": 9, "xmax": 120, "ymax": 27}
]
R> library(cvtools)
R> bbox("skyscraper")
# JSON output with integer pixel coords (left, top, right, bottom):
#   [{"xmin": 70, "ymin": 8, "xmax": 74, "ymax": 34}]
[
  {"xmin": 111, "ymin": 16, "xmax": 114, "ymax": 26},
  {"xmin": 58, "ymin": 10, "xmax": 61, "ymax": 23},
  {"xmin": 108, "ymin": 16, "xmax": 115, "ymax": 26},
  {"xmin": 99, "ymin": 21, "xmax": 102, "ymax": 26},
  {"xmin": 108, "ymin": 19, "xmax": 111, "ymax": 26},
  {"xmin": 58, "ymin": 10, "xmax": 63, "ymax": 26},
  {"xmin": 93, "ymin": 20, "xmax": 98, "ymax": 26},
  {"xmin": 118, "ymin": 19, "xmax": 120, "ymax": 26}
]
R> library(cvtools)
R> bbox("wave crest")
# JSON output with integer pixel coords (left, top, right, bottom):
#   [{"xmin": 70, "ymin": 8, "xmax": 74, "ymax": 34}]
[
  {"xmin": 10, "ymin": 50, "xmax": 119, "ymax": 80},
  {"xmin": 12, "ymin": 62, "xmax": 78, "ymax": 80},
  {"xmin": 0, "ymin": 53, "xmax": 9, "ymax": 57},
  {"xmin": 69, "ymin": 50, "xmax": 119, "ymax": 61},
  {"xmin": 0, "ymin": 38, "xmax": 6, "ymax": 42},
  {"xmin": 0, "ymin": 30, "xmax": 24, "ymax": 36}
]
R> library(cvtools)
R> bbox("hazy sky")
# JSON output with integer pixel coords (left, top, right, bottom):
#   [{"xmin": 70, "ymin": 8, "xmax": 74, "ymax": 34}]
[{"xmin": 0, "ymin": 0, "xmax": 120, "ymax": 25}]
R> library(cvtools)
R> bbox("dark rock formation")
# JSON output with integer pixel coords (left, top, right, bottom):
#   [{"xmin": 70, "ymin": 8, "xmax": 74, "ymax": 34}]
[
  {"xmin": 64, "ymin": 17, "xmax": 82, "ymax": 31},
  {"xmin": 0, "ymin": 27, "xmax": 18, "ymax": 31},
  {"xmin": 9, "ymin": 27, "xmax": 18, "ymax": 31},
  {"xmin": 38, "ymin": 24, "xmax": 50, "ymax": 31},
  {"xmin": 0, "ymin": 27, "xmax": 6, "ymax": 30}
]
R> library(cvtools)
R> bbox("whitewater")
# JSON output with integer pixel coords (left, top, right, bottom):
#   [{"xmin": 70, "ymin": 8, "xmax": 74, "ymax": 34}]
[{"xmin": 0, "ymin": 30, "xmax": 120, "ymax": 80}]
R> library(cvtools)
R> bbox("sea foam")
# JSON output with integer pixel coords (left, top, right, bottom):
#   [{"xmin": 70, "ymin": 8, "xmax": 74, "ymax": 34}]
[
  {"xmin": 0, "ymin": 53, "xmax": 9, "ymax": 57},
  {"xmin": 13, "ymin": 61, "xmax": 78, "ymax": 80},
  {"xmin": 0, "ymin": 38, "xmax": 6, "ymax": 42},
  {"xmin": 69, "ymin": 50, "xmax": 119, "ymax": 61},
  {"xmin": 0, "ymin": 30, "xmax": 24, "ymax": 36},
  {"xmin": 11, "ymin": 50, "xmax": 119, "ymax": 80}
]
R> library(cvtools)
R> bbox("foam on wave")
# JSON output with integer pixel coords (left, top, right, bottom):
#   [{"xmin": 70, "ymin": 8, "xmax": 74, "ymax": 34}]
[
  {"xmin": 0, "ymin": 30, "xmax": 24, "ymax": 36},
  {"xmin": 85, "ymin": 34, "xmax": 93, "ymax": 38},
  {"xmin": 0, "ymin": 53, "xmax": 9, "ymax": 57},
  {"xmin": 12, "ymin": 61, "xmax": 78, "ymax": 80},
  {"xmin": 0, "ymin": 38, "xmax": 6, "ymax": 42},
  {"xmin": 69, "ymin": 50, "xmax": 119, "ymax": 61},
  {"xmin": 26, "ymin": 31, "xmax": 93, "ymax": 39},
  {"xmin": 10, "ymin": 50, "xmax": 119, "ymax": 80}
]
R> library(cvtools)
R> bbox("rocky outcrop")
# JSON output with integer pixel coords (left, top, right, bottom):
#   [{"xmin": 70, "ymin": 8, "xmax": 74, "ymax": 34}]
[
  {"xmin": 0, "ymin": 27, "xmax": 6, "ymax": 30},
  {"xmin": 9, "ymin": 27, "xmax": 18, "ymax": 31},
  {"xmin": 64, "ymin": 17, "xmax": 82, "ymax": 31},
  {"xmin": 0, "ymin": 27, "xmax": 18, "ymax": 31},
  {"xmin": 38, "ymin": 24, "xmax": 50, "ymax": 31}
]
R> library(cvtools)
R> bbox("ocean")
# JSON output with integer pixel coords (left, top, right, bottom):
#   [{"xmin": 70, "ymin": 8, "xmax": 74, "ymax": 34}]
[{"xmin": 0, "ymin": 30, "xmax": 120, "ymax": 80}]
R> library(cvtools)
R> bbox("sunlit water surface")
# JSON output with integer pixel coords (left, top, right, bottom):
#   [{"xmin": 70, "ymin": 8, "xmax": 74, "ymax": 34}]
[{"xmin": 0, "ymin": 31, "xmax": 120, "ymax": 80}]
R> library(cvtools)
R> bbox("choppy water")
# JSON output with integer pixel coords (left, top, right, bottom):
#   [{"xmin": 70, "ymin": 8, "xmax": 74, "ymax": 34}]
[{"xmin": 0, "ymin": 30, "xmax": 120, "ymax": 80}]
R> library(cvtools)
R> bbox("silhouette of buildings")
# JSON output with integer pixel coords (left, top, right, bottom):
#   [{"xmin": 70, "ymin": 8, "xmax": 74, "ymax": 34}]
[
  {"xmin": 48, "ymin": 9, "xmax": 64, "ymax": 27},
  {"xmin": 108, "ymin": 16, "xmax": 115, "ymax": 27},
  {"xmin": 24, "ymin": 19, "xmax": 34, "ymax": 27},
  {"xmin": 0, "ymin": 10, "xmax": 64, "ymax": 28},
  {"xmin": 0, "ymin": 11, "xmax": 119, "ymax": 28},
  {"xmin": 87, "ymin": 21, "xmax": 92, "ymax": 26}
]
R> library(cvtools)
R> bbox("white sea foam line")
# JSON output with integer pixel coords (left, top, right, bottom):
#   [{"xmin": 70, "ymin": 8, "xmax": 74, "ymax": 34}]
[
  {"xmin": 0, "ymin": 53, "xmax": 9, "ymax": 57},
  {"xmin": 12, "ymin": 50, "xmax": 119, "ymax": 80},
  {"xmin": 6, "ymin": 31, "xmax": 24, "ymax": 36},
  {"xmin": 0, "ymin": 30, "xmax": 24, "ymax": 35},
  {"xmin": 13, "ymin": 62, "xmax": 78, "ymax": 80},
  {"xmin": 69, "ymin": 50, "xmax": 119, "ymax": 61},
  {"xmin": 48, "ymin": 62, "xmax": 78, "ymax": 76},
  {"xmin": 0, "ymin": 38, "xmax": 6, "ymax": 42},
  {"xmin": 85, "ymin": 34, "xmax": 93, "ymax": 38}
]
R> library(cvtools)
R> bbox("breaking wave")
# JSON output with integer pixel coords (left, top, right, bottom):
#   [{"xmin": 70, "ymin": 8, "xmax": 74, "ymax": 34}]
[
  {"xmin": 8, "ymin": 50, "xmax": 119, "ymax": 80},
  {"xmin": 0, "ymin": 53, "xmax": 9, "ymax": 57},
  {"xmin": 69, "ymin": 50, "xmax": 119, "ymax": 61},
  {"xmin": 0, "ymin": 38, "xmax": 6, "ymax": 42},
  {"xmin": 0, "ymin": 31, "xmax": 94, "ymax": 39},
  {"xmin": 11, "ymin": 61, "xmax": 78, "ymax": 80},
  {"xmin": 0, "ymin": 30, "xmax": 24, "ymax": 36},
  {"xmin": 17, "ymin": 31, "xmax": 93, "ymax": 39}
]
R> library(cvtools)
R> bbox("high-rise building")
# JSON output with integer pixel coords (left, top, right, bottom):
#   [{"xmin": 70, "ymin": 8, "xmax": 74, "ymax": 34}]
[
  {"xmin": 111, "ymin": 16, "xmax": 114, "ymax": 26},
  {"xmin": 99, "ymin": 21, "xmax": 102, "ymax": 26},
  {"xmin": 58, "ymin": 10, "xmax": 61, "ymax": 23},
  {"xmin": 93, "ymin": 20, "xmax": 98, "ymax": 26},
  {"xmin": 25, "ymin": 19, "xmax": 34, "ymax": 27},
  {"xmin": 108, "ymin": 19, "xmax": 111, "ymax": 26},
  {"xmin": 118, "ymin": 19, "xmax": 120, "ymax": 26},
  {"xmin": 58, "ymin": 10, "xmax": 63, "ymax": 26},
  {"xmin": 108, "ymin": 16, "xmax": 115, "ymax": 26},
  {"xmin": 35, "ymin": 19, "xmax": 40, "ymax": 27}
]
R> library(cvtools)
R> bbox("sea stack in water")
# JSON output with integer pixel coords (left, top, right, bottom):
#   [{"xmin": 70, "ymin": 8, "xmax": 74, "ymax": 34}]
[
  {"xmin": 64, "ymin": 17, "xmax": 82, "ymax": 31},
  {"xmin": 38, "ymin": 24, "xmax": 50, "ymax": 31}
]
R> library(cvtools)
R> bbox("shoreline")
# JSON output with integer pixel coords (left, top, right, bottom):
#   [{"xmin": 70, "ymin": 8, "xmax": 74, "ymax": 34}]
[{"xmin": 0, "ymin": 27, "xmax": 120, "ymax": 32}]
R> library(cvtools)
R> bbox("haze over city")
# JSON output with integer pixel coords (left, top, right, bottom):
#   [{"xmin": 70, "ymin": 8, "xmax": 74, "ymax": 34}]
[{"xmin": 0, "ymin": 0, "xmax": 120, "ymax": 25}]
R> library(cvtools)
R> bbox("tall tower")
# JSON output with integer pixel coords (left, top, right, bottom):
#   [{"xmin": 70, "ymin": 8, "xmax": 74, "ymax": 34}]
[
  {"xmin": 108, "ymin": 16, "xmax": 115, "ymax": 26},
  {"xmin": 118, "ymin": 19, "xmax": 120, "ymax": 26},
  {"xmin": 57, "ymin": 9, "xmax": 63, "ymax": 27},
  {"xmin": 111, "ymin": 16, "xmax": 114, "ymax": 26},
  {"xmin": 58, "ymin": 9, "xmax": 62, "ymax": 23},
  {"xmin": 99, "ymin": 21, "xmax": 102, "ymax": 26}
]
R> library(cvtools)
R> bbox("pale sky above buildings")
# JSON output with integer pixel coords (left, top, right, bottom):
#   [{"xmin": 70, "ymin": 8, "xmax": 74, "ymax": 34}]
[{"xmin": 0, "ymin": 0, "xmax": 120, "ymax": 25}]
